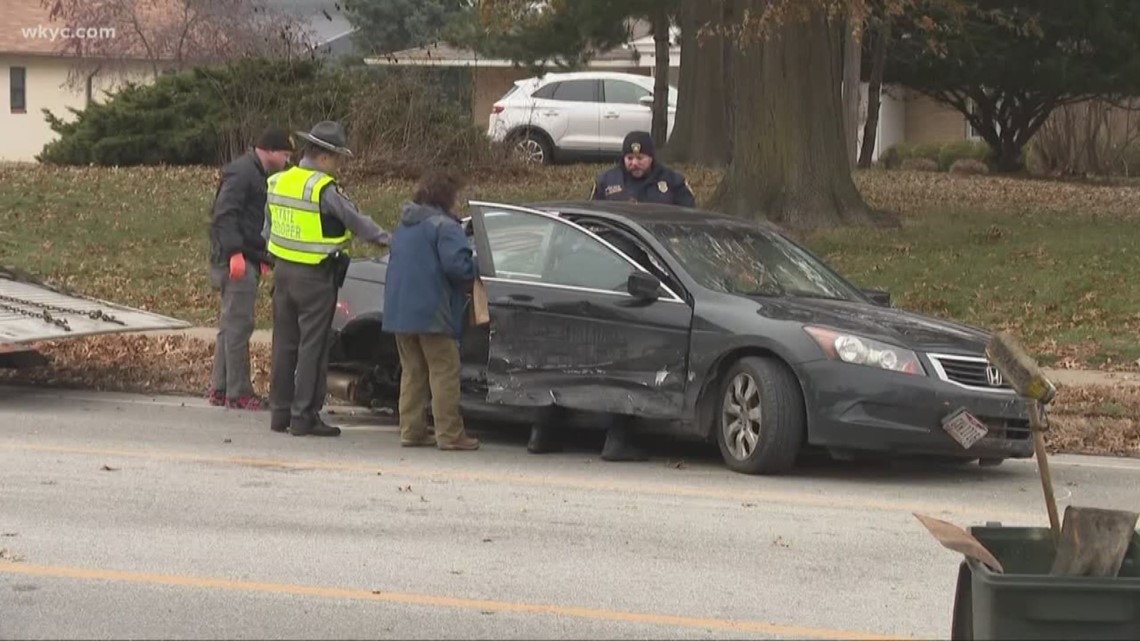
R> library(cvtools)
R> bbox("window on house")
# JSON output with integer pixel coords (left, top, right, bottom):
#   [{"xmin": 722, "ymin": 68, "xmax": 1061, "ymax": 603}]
[{"xmin": 10, "ymin": 66, "xmax": 26, "ymax": 113}]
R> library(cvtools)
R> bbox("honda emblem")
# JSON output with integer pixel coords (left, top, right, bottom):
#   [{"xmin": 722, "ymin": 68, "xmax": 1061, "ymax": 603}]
[{"xmin": 986, "ymin": 365, "xmax": 1003, "ymax": 387}]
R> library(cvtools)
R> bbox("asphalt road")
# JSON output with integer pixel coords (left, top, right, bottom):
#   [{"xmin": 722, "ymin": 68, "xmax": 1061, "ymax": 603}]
[{"xmin": 3, "ymin": 384, "xmax": 1140, "ymax": 640}]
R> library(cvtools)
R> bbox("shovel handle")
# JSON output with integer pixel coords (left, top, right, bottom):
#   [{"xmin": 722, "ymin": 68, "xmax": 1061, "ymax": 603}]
[{"xmin": 1030, "ymin": 399, "xmax": 1062, "ymax": 544}]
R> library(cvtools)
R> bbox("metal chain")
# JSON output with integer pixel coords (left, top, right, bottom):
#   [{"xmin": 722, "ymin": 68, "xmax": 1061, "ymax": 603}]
[
  {"xmin": 0, "ymin": 293, "xmax": 126, "ymax": 327},
  {"xmin": 0, "ymin": 300, "xmax": 72, "ymax": 331}
]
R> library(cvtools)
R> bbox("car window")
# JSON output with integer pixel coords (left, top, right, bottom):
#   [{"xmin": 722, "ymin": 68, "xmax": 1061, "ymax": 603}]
[
  {"xmin": 531, "ymin": 82, "xmax": 558, "ymax": 100},
  {"xmin": 648, "ymin": 222, "xmax": 865, "ymax": 301},
  {"xmin": 551, "ymin": 80, "xmax": 597, "ymax": 102},
  {"xmin": 604, "ymin": 80, "xmax": 651, "ymax": 105},
  {"xmin": 482, "ymin": 210, "xmax": 634, "ymax": 292},
  {"xmin": 482, "ymin": 211, "xmax": 551, "ymax": 281}
]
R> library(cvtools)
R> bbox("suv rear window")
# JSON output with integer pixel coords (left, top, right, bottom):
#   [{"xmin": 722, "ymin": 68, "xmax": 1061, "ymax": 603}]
[
  {"xmin": 531, "ymin": 79, "xmax": 598, "ymax": 102},
  {"xmin": 532, "ymin": 83, "xmax": 558, "ymax": 99}
]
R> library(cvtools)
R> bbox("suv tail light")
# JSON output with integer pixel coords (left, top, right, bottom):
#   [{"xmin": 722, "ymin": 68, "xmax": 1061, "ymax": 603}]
[{"xmin": 492, "ymin": 103, "xmax": 505, "ymax": 114}]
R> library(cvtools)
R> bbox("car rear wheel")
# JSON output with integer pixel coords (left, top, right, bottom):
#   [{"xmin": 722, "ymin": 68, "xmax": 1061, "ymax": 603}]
[
  {"xmin": 513, "ymin": 131, "xmax": 553, "ymax": 165},
  {"xmin": 715, "ymin": 356, "xmax": 806, "ymax": 475}
]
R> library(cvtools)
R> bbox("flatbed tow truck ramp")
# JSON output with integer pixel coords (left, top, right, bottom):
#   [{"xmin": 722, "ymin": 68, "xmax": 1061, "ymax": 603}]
[{"xmin": 0, "ymin": 266, "xmax": 190, "ymax": 367}]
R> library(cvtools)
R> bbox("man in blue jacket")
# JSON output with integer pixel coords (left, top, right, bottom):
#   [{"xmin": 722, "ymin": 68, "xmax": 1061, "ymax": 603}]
[{"xmin": 383, "ymin": 171, "xmax": 480, "ymax": 451}]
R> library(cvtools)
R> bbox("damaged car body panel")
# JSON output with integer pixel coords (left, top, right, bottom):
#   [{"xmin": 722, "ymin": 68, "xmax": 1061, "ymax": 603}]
[
  {"xmin": 469, "ymin": 203, "xmax": 693, "ymax": 419},
  {"xmin": 329, "ymin": 199, "xmax": 1033, "ymax": 475}
]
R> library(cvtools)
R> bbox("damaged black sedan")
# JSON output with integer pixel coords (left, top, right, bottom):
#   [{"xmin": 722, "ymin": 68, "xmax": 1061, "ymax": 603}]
[{"xmin": 328, "ymin": 200, "xmax": 1032, "ymax": 475}]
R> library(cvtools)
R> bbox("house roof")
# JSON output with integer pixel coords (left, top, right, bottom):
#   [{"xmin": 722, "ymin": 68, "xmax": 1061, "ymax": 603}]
[
  {"xmin": 366, "ymin": 34, "xmax": 679, "ymax": 70},
  {"xmin": 264, "ymin": 0, "xmax": 358, "ymax": 53},
  {"xmin": 0, "ymin": 0, "xmax": 357, "ymax": 59},
  {"xmin": 0, "ymin": 0, "xmax": 70, "ymax": 55}
]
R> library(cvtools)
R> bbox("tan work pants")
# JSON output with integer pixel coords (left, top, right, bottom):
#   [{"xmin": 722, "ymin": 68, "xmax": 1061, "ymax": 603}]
[{"xmin": 394, "ymin": 333, "xmax": 466, "ymax": 445}]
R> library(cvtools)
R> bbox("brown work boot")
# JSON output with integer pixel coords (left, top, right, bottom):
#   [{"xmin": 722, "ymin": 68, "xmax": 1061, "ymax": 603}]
[
  {"xmin": 437, "ymin": 435, "xmax": 479, "ymax": 451},
  {"xmin": 401, "ymin": 433, "xmax": 437, "ymax": 448}
]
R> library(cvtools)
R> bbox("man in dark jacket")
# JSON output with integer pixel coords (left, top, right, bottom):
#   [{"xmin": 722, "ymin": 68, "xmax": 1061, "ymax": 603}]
[
  {"xmin": 206, "ymin": 126, "xmax": 295, "ymax": 411},
  {"xmin": 383, "ymin": 171, "xmax": 480, "ymax": 451},
  {"xmin": 590, "ymin": 131, "xmax": 695, "ymax": 207}
]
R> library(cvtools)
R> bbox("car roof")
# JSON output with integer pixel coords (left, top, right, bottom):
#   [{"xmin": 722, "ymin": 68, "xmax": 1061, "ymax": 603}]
[
  {"xmin": 524, "ymin": 200, "xmax": 783, "ymax": 233},
  {"xmin": 523, "ymin": 71, "xmax": 657, "ymax": 83}
]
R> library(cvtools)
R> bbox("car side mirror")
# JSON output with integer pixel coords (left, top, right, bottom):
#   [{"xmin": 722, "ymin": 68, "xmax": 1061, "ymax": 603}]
[
  {"xmin": 638, "ymin": 95, "xmax": 654, "ymax": 108},
  {"xmin": 863, "ymin": 288, "xmax": 891, "ymax": 307},
  {"xmin": 628, "ymin": 271, "xmax": 661, "ymax": 301}
]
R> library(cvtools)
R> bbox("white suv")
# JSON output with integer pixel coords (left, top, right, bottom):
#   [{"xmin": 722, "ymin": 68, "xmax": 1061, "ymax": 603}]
[{"xmin": 488, "ymin": 71, "xmax": 678, "ymax": 165}]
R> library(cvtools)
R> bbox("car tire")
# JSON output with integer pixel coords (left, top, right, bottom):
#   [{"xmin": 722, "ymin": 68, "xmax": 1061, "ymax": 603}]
[
  {"xmin": 715, "ymin": 356, "xmax": 806, "ymax": 475},
  {"xmin": 512, "ymin": 131, "xmax": 553, "ymax": 165}
]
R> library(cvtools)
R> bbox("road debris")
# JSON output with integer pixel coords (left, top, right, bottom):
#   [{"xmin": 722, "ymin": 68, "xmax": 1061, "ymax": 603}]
[
  {"xmin": 100, "ymin": 464, "xmax": 118, "ymax": 472},
  {"xmin": 0, "ymin": 548, "xmax": 24, "ymax": 562}
]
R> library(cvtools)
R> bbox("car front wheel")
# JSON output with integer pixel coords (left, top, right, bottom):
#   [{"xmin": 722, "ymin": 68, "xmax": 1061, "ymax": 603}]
[{"xmin": 715, "ymin": 356, "xmax": 806, "ymax": 475}]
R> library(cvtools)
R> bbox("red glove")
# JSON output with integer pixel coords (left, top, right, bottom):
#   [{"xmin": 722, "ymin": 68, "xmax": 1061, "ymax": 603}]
[
  {"xmin": 260, "ymin": 262, "xmax": 270, "ymax": 277},
  {"xmin": 229, "ymin": 253, "xmax": 246, "ymax": 280}
]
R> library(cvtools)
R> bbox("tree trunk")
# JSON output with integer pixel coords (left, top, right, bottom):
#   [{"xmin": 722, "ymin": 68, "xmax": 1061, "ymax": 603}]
[
  {"xmin": 662, "ymin": 0, "xmax": 732, "ymax": 166},
  {"xmin": 858, "ymin": 21, "xmax": 889, "ymax": 169},
  {"xmin": 842, "ymin": 13, "xmax": 861, "ymax": 170},
  {"xmin": 713, "ymin": 1, "xmax": 882, "ymax": 229},
  {"xmin": 650, "ymin": 4, "xmax": 671, "ymax": 150}
]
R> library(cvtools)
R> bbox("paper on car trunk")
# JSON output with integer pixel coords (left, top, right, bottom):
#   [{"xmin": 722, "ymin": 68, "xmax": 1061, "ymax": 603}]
[{"xmin": 0, "ymin": 273, "xmax": 190, "ymax": 345}]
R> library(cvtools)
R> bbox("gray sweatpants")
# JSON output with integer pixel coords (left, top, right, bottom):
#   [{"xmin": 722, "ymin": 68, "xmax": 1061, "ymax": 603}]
[
  {"xmin": 268, "ymin": 260, "xmax": 338, "ymax": 424},
  {"xmin": 210, "ymin": 264, "xmax": 259, "ymax": 398}
]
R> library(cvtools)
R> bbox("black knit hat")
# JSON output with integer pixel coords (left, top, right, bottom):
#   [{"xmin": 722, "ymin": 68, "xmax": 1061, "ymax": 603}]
[
  {"xmin": 622, "ymin": 130, "xmax": 655, "ymax": 157},
  {"xmin": 256, "ymin": 126, "xmax": 295, "ymax": 152}
]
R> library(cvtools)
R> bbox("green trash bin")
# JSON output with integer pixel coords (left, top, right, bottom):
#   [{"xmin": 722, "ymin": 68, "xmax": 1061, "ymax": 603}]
[{"xmin": 950, "ymin": 523, "xmax": 1140, "ymax": 640}]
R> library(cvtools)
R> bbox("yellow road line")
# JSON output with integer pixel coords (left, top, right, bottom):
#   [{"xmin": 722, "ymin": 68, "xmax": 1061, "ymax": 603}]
[
  {"xmin": 0, "ymin": 442, "xmax": 1040, "ymax": 523},
  {"xmin": 0, "ymin": 562, "xmax": 911, "ymax": 640}
]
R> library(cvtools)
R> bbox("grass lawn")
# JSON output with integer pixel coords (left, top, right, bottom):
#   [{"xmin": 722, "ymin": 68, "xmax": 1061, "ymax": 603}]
[{"xmin": 1, "ymin": 163, "xmax": 1138, "ymax": 370}]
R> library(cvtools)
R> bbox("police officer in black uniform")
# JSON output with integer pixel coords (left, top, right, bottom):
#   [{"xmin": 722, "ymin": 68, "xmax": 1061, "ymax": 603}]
[{"xmin": 590, "ymin": 131, "xmax": 695, "ymax": 207}]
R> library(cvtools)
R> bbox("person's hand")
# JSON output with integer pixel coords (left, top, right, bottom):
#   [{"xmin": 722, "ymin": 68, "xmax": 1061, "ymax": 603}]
[
  {"xmin": 229, "ymin": 253, "xmax": 246, "ymax": 280},
  {"xmin": 259, "ymin": 262, "xmax": 270, "ymax": 277}
]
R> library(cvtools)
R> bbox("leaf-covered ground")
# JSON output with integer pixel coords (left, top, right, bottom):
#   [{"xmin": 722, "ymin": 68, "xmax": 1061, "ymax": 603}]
[
  {"xmin": 2, "ymin": 163, "xmax": 1137, "ymax": 369},
  {"xmin": 2, "ymin": 334, "xmax": 1135, "ymax": 458}
]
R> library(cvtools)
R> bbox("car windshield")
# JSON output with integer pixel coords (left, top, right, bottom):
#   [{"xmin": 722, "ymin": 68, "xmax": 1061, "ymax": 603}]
[{"xmin": 649, "ymin": 222, "xmax": 865, "ymax": 301}]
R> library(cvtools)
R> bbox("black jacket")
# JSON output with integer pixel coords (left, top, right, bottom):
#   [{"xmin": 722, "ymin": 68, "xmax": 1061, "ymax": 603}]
[
  {"xmin": 589, "ymin": 161, "xmax": 696, "ymax": 207},
  {"xmin": 208, "ymin": 151, "xmax": 271, "ymax": 267}
]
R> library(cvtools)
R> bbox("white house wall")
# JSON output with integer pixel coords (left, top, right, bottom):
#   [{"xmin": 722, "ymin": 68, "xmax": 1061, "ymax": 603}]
[{"xmin": 0, "ymin": 55, "xmax": 154, "ymax": 163}]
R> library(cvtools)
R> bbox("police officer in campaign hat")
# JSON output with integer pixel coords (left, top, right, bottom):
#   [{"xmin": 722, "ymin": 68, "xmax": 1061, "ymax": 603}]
[
  {"xmin": 263, "ymin": 121, "xmax": 391, "ymax": 437},
  {"xmin": 589, "ymin": 130, "xmax": 695, "ymax": 207}
]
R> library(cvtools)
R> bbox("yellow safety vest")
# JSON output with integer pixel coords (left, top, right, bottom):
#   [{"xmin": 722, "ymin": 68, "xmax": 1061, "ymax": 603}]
[{"xmin": 266, "ymin": 166, "xmax": 352, "ymax": 265}]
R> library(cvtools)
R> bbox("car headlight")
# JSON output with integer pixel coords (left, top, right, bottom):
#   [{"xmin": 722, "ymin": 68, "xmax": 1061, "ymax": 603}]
[{"xmin": 804, "ymin": 326, "xmax": 925, "ymax": 375}]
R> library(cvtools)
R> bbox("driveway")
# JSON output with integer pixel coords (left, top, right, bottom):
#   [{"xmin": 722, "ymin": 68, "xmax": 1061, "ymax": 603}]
[{"xmin": 3, "ymin": 385, "xmax": 1139, "ymax": 639}]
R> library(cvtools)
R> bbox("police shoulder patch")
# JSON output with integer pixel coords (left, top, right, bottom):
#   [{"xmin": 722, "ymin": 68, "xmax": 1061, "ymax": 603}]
[{"xmin": 658, "ymin": 180, "xmax": 668, "ymax": 193}]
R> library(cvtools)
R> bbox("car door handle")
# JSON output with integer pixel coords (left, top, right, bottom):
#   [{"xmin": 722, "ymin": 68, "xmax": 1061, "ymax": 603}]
[
  {"xmin": 542, "ymin": 111, "xmax": 559, "ymax": 117},
  {"xmin": 604, "ymin": 112, "xmax": 620, "ymax": 119},
  {"xmin": 492, "ymin": 295, "xmax": 542, "ymax": 310}
]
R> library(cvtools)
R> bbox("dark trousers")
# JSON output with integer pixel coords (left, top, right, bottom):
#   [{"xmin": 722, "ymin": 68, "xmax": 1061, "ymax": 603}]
[
  {"xmin": 209, "ymin": 264, "xmax": 259, "ymax": 398},
  {"xmin": 269, "ymin": 260, "xmax": 337, "ymax": 424}
]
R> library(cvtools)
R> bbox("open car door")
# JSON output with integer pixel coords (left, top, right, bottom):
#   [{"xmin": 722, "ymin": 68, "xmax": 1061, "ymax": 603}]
[
  {"xmin": 468, "ymin": 201, "xmax": 694, "ymax": 420},
  {"xmin": 1, "ymin": 267, "xmax": 190, "ymax": 356}
]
